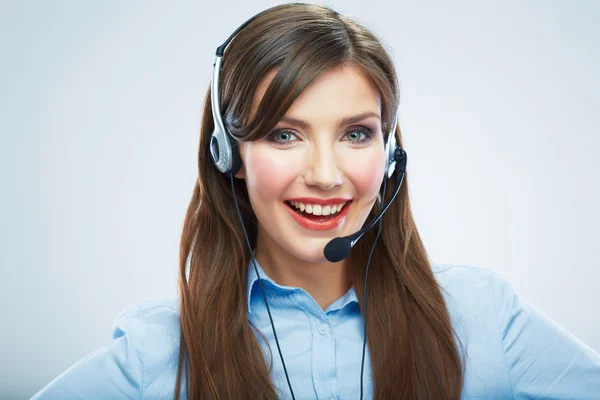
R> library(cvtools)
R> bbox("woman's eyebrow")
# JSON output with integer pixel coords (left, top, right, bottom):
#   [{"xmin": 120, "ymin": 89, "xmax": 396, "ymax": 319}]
[{"xmin": 279, "ymin": 112, "xmax": 381, "ymax": 129}]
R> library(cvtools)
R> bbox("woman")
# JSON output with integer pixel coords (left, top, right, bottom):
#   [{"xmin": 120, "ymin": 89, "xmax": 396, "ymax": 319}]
[{"xmin": 32, "ymin": 3, "xmax": 600, "ymax": 399}]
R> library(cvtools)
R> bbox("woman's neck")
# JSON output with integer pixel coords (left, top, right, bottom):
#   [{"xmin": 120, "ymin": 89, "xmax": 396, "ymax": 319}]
[{"xmin": 254, "ymin": 238, "xmax": 352, "ymax": 310}]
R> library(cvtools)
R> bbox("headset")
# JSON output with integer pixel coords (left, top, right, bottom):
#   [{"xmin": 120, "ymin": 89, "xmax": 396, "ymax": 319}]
[{"xmin": 208, "ymin": 7, "xmax": 407, "ymax": 400}]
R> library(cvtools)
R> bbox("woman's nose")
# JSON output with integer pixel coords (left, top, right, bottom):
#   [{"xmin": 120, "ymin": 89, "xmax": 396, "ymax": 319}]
[{"xmin": 303, "ymin": 146, "xmax": 343, "ymax": 190}]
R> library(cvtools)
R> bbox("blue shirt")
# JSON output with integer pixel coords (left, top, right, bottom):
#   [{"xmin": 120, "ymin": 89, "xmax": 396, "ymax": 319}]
[{"xmin": 31, "ymin": 257, "xmax": 600, "ymax": 399}]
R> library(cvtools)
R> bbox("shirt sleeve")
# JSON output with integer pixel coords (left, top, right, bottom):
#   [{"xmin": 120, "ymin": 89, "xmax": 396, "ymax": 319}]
[
  {"xmin": 30, "ymin": 304, "xmax": 145, "ymax": 400},
  {"xmin": 492, "ymin": 274, "xmax": 600, "ymax": 399}
]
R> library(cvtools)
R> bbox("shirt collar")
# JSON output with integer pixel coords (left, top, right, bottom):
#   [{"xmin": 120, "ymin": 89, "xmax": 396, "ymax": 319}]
[{"xmin": 245, "ymin": 249, "xmax": 359, "ymax": 314}]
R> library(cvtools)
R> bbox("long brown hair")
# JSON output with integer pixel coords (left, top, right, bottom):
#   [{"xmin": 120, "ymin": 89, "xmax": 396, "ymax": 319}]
[{"xmin": 175, "ymin": 3, "xmax": 465, "ymax": 399}]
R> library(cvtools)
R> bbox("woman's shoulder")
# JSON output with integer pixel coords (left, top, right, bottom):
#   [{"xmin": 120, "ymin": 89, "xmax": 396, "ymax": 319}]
[
  {"xmin": 430, "ymin": 262, "xmax": 503, "ymax": 286},
  {"xmin": 430, "ymin": 263, "xmax": 600, "ymax": 399},
  {"xmin": 429, "ymin": 262, "xmax": 523, "ymax": 310},
  {"xmin": 430, "ymin": 262, "xmax": 509, "ymax": 310},
  {"xmin": 31, "ymin": 297, "xmax": 184, "ymax": 399},
  {"xmin": 116, "ymin": 297, "xmax": 184, "ymax": 390},
  {"xmin": 117, "ymin": 296, "xmax": 180, "ymax": 324},
  {"xmin": 429, "ymin": 263, "xmax": 508, "ymax": 335},
  {"xmin": 429, "ymin": 262, "xmax": 532, "ymax": 351},
  {"xmin": 114, "ymin": 296, "xmax": 181, "ymax": 358}
]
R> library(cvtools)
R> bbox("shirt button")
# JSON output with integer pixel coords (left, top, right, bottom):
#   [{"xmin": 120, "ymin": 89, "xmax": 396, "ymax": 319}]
[{"xmin": 318, "ymin": 324, "xmax": 329, "ymax": 335}]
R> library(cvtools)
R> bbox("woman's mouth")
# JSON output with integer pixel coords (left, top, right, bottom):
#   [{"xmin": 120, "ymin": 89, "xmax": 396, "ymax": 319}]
[{"xmin": 284, "ymin": 200, "xmax": 352, "ymax": 231}]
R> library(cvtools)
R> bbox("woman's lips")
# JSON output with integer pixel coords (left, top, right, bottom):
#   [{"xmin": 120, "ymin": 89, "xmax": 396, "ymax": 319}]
[{"xmin": 284, "ymin": 200, "xmax": 351, "ymax": 231}]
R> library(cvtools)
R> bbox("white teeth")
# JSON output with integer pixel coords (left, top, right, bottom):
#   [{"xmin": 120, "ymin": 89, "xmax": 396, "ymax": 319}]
[{"xmin": 288, "ymin": 200, "xmax": 347, "ymax": 216}]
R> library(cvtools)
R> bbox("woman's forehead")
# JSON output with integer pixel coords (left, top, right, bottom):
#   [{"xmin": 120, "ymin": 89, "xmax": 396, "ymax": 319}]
[{"xmin": 250, "ymin": 65, "xmax": 381, "ymax": 126}]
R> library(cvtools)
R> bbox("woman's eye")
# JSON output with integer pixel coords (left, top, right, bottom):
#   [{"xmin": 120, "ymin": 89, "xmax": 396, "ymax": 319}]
[
  {"xmin": 266, "ymin": 130, "xmax": 299, "ymax": 144},
  {"xmin": 343, "ymin": 127, "xmax": 373, "ymax": 142}
]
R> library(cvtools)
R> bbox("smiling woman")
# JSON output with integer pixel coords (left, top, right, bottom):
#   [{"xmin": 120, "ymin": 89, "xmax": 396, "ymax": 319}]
[
  {"xmin": 30, "ymin": 2, "xmax": 600, "ymax": 400},
  {"xmin": 235, "ymin": 64, "xmax": 388, "ymax": 268}
]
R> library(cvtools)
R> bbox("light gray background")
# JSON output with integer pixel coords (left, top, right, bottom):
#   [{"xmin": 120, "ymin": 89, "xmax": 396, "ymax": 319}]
[{"xmin": 1, "ymin": 1, "xmax": 599, "ymax": 398}]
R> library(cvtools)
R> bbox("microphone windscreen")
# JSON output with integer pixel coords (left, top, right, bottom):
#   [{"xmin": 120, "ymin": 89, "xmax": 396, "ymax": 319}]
[{"xmin": 324, "ymin": 237, "xmax": 352, "ymax": 262}]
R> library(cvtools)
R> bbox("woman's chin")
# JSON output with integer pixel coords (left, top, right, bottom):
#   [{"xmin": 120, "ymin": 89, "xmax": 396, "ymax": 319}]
[{"xmin": 284, "ymin": 240, "xmax": 340, "ymax": 264}]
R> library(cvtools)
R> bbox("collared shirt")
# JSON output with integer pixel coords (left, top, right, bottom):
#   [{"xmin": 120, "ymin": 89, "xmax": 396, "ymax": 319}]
[
  {"xmin": 245, "ymin": 254, "xmax": 368, "ymax": 399},
  {"xmin": 31, "ymin": 255, "xmax": 600, "ymax": 399}
]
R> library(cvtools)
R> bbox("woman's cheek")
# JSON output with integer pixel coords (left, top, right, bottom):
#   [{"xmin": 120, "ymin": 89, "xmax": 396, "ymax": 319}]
[
  {"xmin": 346, "ymin": 148, "xmax": 386, "ymax": 199},
  {"xmin": 246, "ymin": 147, "xmax": 298, "ymax": 197}
]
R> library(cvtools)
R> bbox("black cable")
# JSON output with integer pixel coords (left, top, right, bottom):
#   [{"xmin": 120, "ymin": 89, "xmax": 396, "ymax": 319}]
[
  {"xmin": 360, "ymin": 177, "xmax": 386, "ymax": 399},
  {"xmin": 228, "ymin": 172, "xmax": 296, "ymax": 399}
]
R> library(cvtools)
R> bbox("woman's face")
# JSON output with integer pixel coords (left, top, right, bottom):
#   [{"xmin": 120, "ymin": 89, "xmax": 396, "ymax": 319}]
[{"xmin": 235, "ymin": 64, "xmax": 387, "ymax": 264}]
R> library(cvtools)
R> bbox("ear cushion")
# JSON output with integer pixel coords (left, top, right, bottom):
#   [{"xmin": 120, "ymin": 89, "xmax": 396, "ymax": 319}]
[{"xmin": 229, "ymin": 136, "xmax": 243, "ymax": 176}]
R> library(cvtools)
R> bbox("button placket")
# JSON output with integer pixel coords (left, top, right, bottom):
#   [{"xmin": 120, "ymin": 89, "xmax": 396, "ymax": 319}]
[
  {"xmin": 315, "ymin": 318, "xmax": 336, "ymax": 399},
  {"xmin": 288, "ymin": 291, "xmax": 340, "ymax": 399}
]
